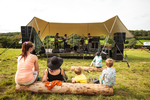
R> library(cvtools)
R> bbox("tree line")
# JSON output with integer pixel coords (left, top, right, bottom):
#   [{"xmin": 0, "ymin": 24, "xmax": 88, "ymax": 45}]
[{"xmin": 0, "ymin": 30, "xmax": 150, "ymax": 48}]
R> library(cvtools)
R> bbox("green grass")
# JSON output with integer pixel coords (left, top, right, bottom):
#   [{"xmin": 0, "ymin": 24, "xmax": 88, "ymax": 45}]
[
  {"xmin": 136, "ymin": 40, "xmax": 150, "ymax": 44},
  {"xmin": 0, "ymin": 48, "xmax": 150, "ymax": 100}
]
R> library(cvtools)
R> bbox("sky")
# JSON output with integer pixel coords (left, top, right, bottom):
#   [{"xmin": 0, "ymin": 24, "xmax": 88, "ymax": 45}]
[{"xmin": 0, "ymin": 0, "xmax": 150, "ymax": 33}]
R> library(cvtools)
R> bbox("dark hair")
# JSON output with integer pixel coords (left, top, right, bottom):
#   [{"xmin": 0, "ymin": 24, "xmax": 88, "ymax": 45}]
[
  {"xmin": 56, "ymin": 33, "xmax": 59, "ymax": 35},
  {"xmin": 20, "ymin": 41, "xmax": 34, "ymax": 60},
  {"xmin": 64, "ymin": 34, "xmax": 67, "ymax": 36},
  {"xmin": 96, "ymin": 52, "xmax": 100, "ymax": 56},
  {"xmin": 88, "ymin": 33, "xmax": 90, "ymax": 35}
]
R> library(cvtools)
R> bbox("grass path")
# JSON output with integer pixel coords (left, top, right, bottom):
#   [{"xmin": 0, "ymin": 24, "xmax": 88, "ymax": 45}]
[{"xmin": 0, "ymin": 48, "xmax": 150, "ymax": 100}]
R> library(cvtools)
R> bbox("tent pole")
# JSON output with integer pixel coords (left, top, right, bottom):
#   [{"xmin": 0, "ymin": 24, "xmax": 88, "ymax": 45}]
[
  {"xmin": 100, "ymin": 36, "xmax": 109, "ymax": 55},
  {"xmin": 100, "ymin": 16, "xmax": 117, "ymax": 56},
  {"xmin": 34, "ymin": 18, "xmax": 40, "ymax": 32},
  {"xmin": 49, "ymin": 23, "xmax": 51, "ymax": 49},
  {"xmin": 103, "ymin": 22, "xmax": 110, "ymax": 34},
  {"xmin": 29, "ymin": 19, "xmax": 35, "ymax": 42},
  {"xmin": 117, "ymin": 16, "xmax": 126, "ymax": 59},
  {"xmin": 38, "ymin": 22, "xmax": 49, "ymax": 58},
  {"xmin": 47, "ymin": 37, "xmax": 48, "ymax": 49},
  {"xmin": 116, "ymin": 16, "xmax": 130, "ymax": 67},
  {"xmin": 110, "ymin": 16, "xmax": 117, "ymax": 34},
  {"xmin": 100, "ymin": 23, "xmax": 110, "ymax": 56},
  {"xmin": 0, "ymin": 34, "xmax": 20, "ymax": 55},
  {"xmin": 73, "ymin": 33, "xmax": 74, "ymax": 51}
]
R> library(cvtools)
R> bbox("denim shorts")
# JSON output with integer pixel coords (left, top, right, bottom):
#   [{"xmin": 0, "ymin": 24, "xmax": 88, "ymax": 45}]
[
  {"xmin": 16, "ymin": 71, "xmax": 38, "ymax": 85},
  {"xmin": 99, "ymin": 75, "xmax": 104, "ymax": 84}
]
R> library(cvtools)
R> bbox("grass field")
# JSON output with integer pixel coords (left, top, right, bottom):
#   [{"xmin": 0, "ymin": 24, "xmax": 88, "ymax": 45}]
[{"xmin": 0, "ymin": 48, "xmax": 150, "ymax": 100}]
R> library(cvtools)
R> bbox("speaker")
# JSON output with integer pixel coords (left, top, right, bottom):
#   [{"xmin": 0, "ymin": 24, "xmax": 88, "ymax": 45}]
[
  {"xmin": 112, "ymin": 43, "xmax": 124, "ymax": 60},
  {"xmin": 21, "ymin": 26, "xmax": 33, "ymax": 43},
  {"xmin": 52, "ymin": 48, "xmax": 59, "ymax": 53},
  {"xmin": 114, "ymin": 32, "xmax": 126, "ymax": 43},
  {"xmin": 66, "ymin": 48, "xmax": 71, "ymax": 52},
  {"xmin": 92, "ymin": 37, "xmax": 100, "ymax": 42},
  {"xmin": 113, "ymin": 54, "xmax": 123, "ymax": 60},
  {"xmin": 77, "ymin": 49, "xmax": 84, "ymax": 53},
  {"xmin": 92, "ymin": 42, "xmax": 99, "ymax": 48},
  {"xmin": 106, "ymin": 49, "xmax": 112, "ymax": 57},
  {"xmin": 115, "ymin": 43, "xmax": 124, "ymax": 50}
]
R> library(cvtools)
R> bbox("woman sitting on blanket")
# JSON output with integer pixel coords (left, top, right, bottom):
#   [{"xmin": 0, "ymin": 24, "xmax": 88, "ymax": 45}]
[{"xmin": 42, "ymin": 56, "xmax": 68, "ymax": 82}]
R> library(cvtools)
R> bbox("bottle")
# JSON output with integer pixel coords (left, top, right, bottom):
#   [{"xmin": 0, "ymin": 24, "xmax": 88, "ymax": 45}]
[{"xmin": 86, "ymin": 69, "xmax": 91, "ymax": 73}]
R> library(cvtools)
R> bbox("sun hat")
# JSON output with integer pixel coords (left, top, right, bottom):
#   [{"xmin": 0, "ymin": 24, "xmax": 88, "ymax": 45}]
[{"xmin": 47, "ymin": 56, "xmax": 63, "ymax": 70}]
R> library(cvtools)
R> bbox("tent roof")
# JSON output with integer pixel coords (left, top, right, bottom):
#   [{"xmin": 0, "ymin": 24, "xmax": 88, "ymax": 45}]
[{"xmin": 26, "ymin": 15, "xmax": 133, "ymax": 41}]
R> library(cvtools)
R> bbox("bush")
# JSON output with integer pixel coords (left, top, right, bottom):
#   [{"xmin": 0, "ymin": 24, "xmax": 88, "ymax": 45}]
[{"xmin": 128, "ymin": 38, "xmax": 137, "ymax": 48}]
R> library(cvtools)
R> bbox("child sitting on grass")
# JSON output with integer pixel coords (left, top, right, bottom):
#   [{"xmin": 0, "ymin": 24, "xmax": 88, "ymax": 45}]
[
  {"xmin": 72, "ymin": 67, "xmax": 87, "ymax": 83},
  {"xmin": 99, "ymin": 58, "xmax": 116, "ymax": 87},
  {"xmin": 90, "ymin": 52, "xmax": 103, "ymax": 68}
]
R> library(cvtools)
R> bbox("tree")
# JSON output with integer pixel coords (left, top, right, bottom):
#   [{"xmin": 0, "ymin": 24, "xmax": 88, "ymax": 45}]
[{"xmin": 128, "ymin": 38, "xmax": 137, "ymax": 48}]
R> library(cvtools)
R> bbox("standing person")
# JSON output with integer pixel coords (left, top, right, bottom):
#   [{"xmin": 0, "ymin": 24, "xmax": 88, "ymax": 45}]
[
  {"xmin": 90, "ymin": 52, "xmax": 103, "ymax": 68},
  {"xmin": 15, "ymin": 41, "xmax": 39, "ymax": 85},
  {"xmin": 54, "ymin": 33, "xmax": 60, "ymax": 49},
  {"xmin": 79, "ymin": 38, "xmax": 85, "ymax": 49},
  {"xmin": 87, "ymin": 33, "xmax": 92, "ymax": 53},
  {"xmin": 63, "ymin": 34, "xmax": 72, "ymax": 50},
  {"xmin": 99, "ymin": 58, "xmax": 116, "ymax": 87},
  {"xmin": 42, "ymin": 56, "xmax": 68, "ymax": 82},
  {"xmin": 72, "ymin": 67, "xmax": 87, "ymax": 83}
]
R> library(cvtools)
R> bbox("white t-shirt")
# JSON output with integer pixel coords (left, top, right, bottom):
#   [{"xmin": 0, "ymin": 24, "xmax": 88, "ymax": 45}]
[
  {"xmin": 93, "ymin": 56, "xmax": 103, "ymax": 67},
  {"xmin": 102, "ymin": 68, "xmax": 116, "ymax": 87},
  {"xmin": 63, "ymin": 37, "xmax": 68, "ymax": 43}
]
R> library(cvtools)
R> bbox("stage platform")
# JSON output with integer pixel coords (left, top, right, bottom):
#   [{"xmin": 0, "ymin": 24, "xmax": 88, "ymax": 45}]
[
  {"xmin": 40, "ymin": 52, "xmax": 95, "ymax": 59},
  {"xmin": 38, "ymin": 49, "xmax": 108, "ymax": 59}
]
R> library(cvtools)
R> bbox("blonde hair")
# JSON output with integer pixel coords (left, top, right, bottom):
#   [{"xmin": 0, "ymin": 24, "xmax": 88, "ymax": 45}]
[
  {"xmin": 74, "ymin": 67, "xmax": 81, "ymax": 75},
  {"xmin": 105, "ymin": 58, "xmax": 113, "ymax": 67}
]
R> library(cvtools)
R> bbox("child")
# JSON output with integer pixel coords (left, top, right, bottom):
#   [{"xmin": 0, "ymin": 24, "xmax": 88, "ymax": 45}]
[
  {"xmin": 99, "ymin": 58, "xmax": 116, "ymax": 87},
  {"xmin": 90, "ymin": 52, "xmax": 103, "ymax": 68},
  {"xmin": 72, "ymin": 67, "xmax": 87, "ymax": 83}
]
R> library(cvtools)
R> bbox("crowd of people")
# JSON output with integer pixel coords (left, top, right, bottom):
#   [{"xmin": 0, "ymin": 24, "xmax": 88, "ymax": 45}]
[{"xmin": 15, "ymin": 41, "xmax": 116, "ymax": 88}]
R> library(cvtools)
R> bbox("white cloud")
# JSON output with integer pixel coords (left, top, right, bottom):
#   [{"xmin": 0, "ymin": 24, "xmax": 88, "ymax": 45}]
[{"xmin": 0, "ymin": 0, "xmax": 150, "ymax": 33}]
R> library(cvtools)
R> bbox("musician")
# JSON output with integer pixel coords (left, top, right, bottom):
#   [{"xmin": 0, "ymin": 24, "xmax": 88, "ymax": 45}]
[
  {"xmin": 54, "ymin": 33, "xmax": 60, "ymax": 49},
  {"xmin": 87, "ymin": 33, "xmax": 92, "ymax": 53},
  {"xmin": 63, "ymin": 34, "xmax": 72, "ymax": 50},
  {"xmin": 79, "ymin": 38, "xmax": 85, "ymax": 49}
]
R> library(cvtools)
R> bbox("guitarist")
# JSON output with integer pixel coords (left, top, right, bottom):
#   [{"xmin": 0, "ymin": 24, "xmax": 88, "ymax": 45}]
[
  {"xmin": 54, "ymin": 33, "xmax": 61, "ymax": 49},
  {"xmin": 63, "ymin": 34, "xmax": 72, "ymax": 50}
]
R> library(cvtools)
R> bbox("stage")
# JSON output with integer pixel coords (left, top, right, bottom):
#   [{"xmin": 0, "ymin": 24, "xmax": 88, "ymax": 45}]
[
  {"xmin": 39, "ymin": 49, "xmax": 109, "ymax": 59},
  {"xmin": 39, "ymin": 49, "xmax": 94, "ymax": 59}
]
